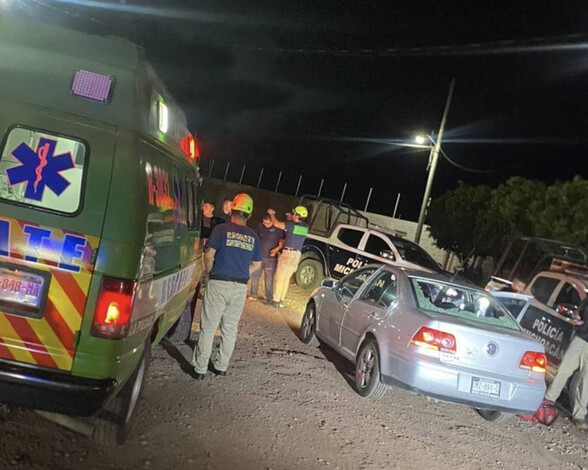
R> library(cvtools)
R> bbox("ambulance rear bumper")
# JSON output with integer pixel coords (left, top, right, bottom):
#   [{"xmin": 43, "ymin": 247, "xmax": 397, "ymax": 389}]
[{"xmin": 0, "ymin": 360, "xmax": 116, "ymax": 416}]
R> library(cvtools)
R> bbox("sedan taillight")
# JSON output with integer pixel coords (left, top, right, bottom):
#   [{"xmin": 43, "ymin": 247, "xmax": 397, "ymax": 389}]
[
  {"xmin": 519, "ymin": 351, "xmax": 547, "ymax": 374},
  {"xmin": 410, "ymin": 326, "xmax": 456, "ymax": 353}
]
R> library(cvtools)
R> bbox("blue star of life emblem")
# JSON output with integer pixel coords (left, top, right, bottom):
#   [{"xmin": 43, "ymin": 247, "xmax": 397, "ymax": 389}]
[{"xmin": 6, "ymin": 138, "xmax": 74, "ymax": 201}]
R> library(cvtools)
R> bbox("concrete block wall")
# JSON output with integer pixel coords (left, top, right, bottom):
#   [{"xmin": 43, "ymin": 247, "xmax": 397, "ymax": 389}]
[{"xmin": 200, "ymin": 177, "xmax": 458, "ymax": 270}]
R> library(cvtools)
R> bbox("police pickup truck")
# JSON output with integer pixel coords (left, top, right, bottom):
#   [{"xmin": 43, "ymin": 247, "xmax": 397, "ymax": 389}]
[
  {"xmin": 486, "ymin": 237, "xmax": 588, "ymax": 417},
  {"xmin": 294, "ymin": 196, "xmax": 444, "ymax": 290}
]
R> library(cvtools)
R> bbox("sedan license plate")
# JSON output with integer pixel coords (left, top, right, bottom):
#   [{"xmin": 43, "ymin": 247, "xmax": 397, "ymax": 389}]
[
  {"xmin": 0, "ymin": 266, "xmax": 47, "ymax": 317},
  {"xmin": 471, "ymin": 377, "xmax": 501, "ymax": 398}
]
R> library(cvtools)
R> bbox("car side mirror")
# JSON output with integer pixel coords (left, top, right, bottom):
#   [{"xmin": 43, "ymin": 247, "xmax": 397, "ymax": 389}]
[
  {"xmin": 380, "ymin": 250, "xmax": 395, "ymax": 261},
  {"xmin": 321, "ymin": 279, "xmax": 336, "ymax": 289}
]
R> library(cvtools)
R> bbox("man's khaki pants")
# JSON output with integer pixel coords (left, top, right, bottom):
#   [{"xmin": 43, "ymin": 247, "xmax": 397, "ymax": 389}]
[
  {"xmin": 273, "ymin": 249, "xmax": 301, "ymax": 303},
  {"xmin": 192, "ymin": 280, "xmax": 247, "ymax": 374},
  {"xmin": 545, "ymin": 336, "xmax": 588, "ymax": 420}
]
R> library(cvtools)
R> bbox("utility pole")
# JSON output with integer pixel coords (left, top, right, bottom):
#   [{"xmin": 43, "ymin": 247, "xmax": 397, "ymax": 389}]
[{"xmin": 414, "ymin": 79, "xmax": 455, "ymax": 244}]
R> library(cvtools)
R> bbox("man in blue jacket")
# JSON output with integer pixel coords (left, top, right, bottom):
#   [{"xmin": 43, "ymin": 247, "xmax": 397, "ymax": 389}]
[{"xmin": 192, "ymin": 193, "xmax": 262, "ymax": 379}]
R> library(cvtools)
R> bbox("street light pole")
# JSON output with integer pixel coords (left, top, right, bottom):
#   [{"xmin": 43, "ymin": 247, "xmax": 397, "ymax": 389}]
[{"xmin": 414, "ymin": 79, "xmax": 455, "ymax": 244}]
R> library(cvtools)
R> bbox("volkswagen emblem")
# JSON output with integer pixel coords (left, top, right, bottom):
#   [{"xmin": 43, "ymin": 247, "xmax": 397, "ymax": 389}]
[{"xmin": 484, "ymin": 341, "xmax": 499, "ymax": 357}]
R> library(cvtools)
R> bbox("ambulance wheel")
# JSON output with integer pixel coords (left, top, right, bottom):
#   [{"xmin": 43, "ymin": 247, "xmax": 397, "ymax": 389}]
[
  {"xmin": 475, "ymin": 409, "xmax": 514, "ymax": 423},
  {"xmin": 92, "ymin": 341, "xmax": 151, "ymax": 446},
  {"xmin": 296, "ymin": 258, "xmax": 323, "ymax": 291},
  {"xmin": 166, "ymin": 303, "xmax": 194, "ymax": 344},
  {"xmin": 569, "ymin": 371, "xmax": 588, "ymax": 420}
]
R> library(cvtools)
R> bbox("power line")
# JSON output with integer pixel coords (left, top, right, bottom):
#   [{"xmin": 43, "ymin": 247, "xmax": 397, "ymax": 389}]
[
  {"xmin": 203, "ymin": 33, "xmax": 588, "ymax": 58},
  {"xmin": 439, "ymin": 148, "xmax": 514, "ymax": 174},
  {"xmin": 18, "ymin": 2, "xmax": 588, "ymax": 58}
]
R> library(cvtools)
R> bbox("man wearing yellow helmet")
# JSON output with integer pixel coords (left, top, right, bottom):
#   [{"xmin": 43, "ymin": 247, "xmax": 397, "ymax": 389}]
[
  {"xmin": 267, "ymin": 205, "xmax": 309, "ymax": 307},
  {"xmin": 192, "ymin": 193, "xmax": 262, "ymax": 379}
]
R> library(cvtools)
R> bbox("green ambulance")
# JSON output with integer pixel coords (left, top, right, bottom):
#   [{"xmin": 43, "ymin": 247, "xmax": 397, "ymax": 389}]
[{"xmin": 0, "ymin": 16, "xmax": 203, "ymax": 444}]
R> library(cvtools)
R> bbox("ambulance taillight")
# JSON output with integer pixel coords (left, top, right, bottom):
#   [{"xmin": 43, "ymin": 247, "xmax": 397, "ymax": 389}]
[{"xmin": 92, "ymin": 277, "xmax": 136, "ymax": 339}]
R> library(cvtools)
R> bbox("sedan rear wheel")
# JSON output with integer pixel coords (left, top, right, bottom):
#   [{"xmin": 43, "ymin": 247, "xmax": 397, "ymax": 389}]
[
  {"xmin": 300, "ymin": 302, "xmax": 320, "ymax": 347},
  {"xmin": 355, "ymin": 339, "xmax": 387, "ymax": 400},
  {"xmin": 475, "ymin": 409, "xmax": 514, "ymax": 423}
]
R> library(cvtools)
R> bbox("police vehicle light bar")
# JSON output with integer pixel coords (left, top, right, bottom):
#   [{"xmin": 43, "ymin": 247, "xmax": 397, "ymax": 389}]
[{"xmin": 71, "ymin": 70, "xmax": 114, "ymax": 103}]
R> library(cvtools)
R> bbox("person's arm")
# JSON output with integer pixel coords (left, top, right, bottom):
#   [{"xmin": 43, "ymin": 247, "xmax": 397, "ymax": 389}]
[
  {"xmin": 267, "ymin": 208, "xmax": 286, "ymax": 230},
  {"xmin": 270, "ymin": 239, "xmax": 285, "ymax": 257},
  {"xmin": 204, "ymin": 247, "xmax": 216, "ymax": 273},
  {"xmin": 249, "ymin": 260, "xmax": 262, "ymax": 277},
  {"xmin": 250, "ymin": 233, "xmax": 263, "ymax": 275}
]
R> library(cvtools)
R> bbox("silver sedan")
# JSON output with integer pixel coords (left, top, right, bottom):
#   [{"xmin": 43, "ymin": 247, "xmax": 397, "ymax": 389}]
[{"xmin": 299, "ymin": 264, "xmax": 547, "ymax": 422}]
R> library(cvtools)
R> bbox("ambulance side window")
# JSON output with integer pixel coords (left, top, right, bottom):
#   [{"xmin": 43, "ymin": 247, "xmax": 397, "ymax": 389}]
[
  {"xmin": 186, "ymin": 177, "xmax": 196, "ymax": 230},
  {"xmin": 192, "ymin": 179, "xmax": 202, "ymax": 233}
]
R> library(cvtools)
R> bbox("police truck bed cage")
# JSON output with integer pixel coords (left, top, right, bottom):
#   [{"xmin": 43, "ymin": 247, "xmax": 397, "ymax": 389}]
[
  {"xmin": 493, "ymin": 236, "xmax": 588, "ymax": 284},
  {"xmin": 297, "ymin": 195, "xmax": 369, "ymax": 236}
]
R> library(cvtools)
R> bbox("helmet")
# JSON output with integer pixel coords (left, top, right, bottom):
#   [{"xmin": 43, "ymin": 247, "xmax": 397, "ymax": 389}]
[
  {"xmin": 293, "ymin": 205, "xmax": 308, "ymax": 218},
  {"xmin": 231, "ymin": 193, "xmax": 253, "ymax": 214}
]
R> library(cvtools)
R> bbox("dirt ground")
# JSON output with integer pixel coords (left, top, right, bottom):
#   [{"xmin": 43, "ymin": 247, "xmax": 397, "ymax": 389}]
[{"xmin": 1, "ymin": 285, "xmax": 587, "ymax": 470}]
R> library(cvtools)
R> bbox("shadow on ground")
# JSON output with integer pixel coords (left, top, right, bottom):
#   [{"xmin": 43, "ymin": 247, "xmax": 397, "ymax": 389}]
[{"xmin": 160, "ymin": 338, "xmax": 196, "ymax": 378}]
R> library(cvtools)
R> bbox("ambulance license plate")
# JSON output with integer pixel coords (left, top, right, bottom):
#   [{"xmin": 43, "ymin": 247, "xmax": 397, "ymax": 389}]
[
  {"xmin": 0, "ymin": 266, "xmax": 47, "ymax": 317},
  {"xmin": 471, "ymin": 377, "xmax": 501, "ymax": 398}
]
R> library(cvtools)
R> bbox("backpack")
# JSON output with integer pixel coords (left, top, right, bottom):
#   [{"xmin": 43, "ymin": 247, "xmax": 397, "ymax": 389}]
[{"xmin": 517, "ymin": 398, "xmax": 558, "ymax": 426}]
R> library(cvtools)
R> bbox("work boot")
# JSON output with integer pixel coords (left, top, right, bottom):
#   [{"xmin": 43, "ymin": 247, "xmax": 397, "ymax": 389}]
[
  {"xmin": 573, "ymin": 419, "xmax": 588, "ymax": 431},
  {"xmin": 208, "ymin": 363, "xmax": 227, "ymax": 376}
]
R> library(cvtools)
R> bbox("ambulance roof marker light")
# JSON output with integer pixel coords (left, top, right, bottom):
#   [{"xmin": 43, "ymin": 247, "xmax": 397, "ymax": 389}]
[
  {"xmin": 71, "ymin": 70, "xmax": 114, "ymax": 103},
  {"xmin": 158, "ymin": 101, "xmax": 169, "ymax": 133}
]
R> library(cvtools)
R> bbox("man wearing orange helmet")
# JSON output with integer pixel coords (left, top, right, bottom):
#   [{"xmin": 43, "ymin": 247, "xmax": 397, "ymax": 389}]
[
  {"xmin": 192, "ymin": 193, "xmax": 262, "ymax": 379},
  {"xmin": 267, "ymin": 205, "xmax": 309, "ymax": 307}
]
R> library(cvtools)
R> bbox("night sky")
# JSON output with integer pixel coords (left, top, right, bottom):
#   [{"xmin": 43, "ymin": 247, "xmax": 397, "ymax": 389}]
[{"xmin": 7, "ymin": 1, "xmax": 588, "ymax": 219}]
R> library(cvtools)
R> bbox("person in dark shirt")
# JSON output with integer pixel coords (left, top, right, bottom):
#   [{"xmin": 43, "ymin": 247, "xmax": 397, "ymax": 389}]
[
  {"xmin": 192, "ymin": 193, "xmax": 261, "ymax": 379},
  {"xmin": 201, "ymin": 201, "xmax": 224, "ymax": 242},
  {"xmin": 249, "ymin": 213, "xmax": 284, "ymax": 303},
  {"xmin": 544, "ymin": 296, "xmax": 588, "ymax": 430},
  {"xmin": 214, "ymin": 198, "xmax": 232, "ymax": 224},
  {"xmin": 200, "ymin": 201, "xmax": 224, "ymax": 290},
  {"xmin": 267, "ymin": 205, "xmax": 309, "ymax": 307}
]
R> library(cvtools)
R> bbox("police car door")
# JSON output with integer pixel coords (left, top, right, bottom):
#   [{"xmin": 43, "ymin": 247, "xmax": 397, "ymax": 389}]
[
  {"xmin": 355, "ymin": 232, "xmax": 392, "ymax": 268},
  {"xmin": 517, "ymin": 274, "xmax": 575, "ymax": 373},
  {"xmin": 327, "ymin": 226, "xmax": 365, "ymax": 278}
]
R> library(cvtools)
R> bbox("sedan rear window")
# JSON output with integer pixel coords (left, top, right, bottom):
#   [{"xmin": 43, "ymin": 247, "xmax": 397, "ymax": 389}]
[
  {"xmin": 410, "ymin": 277, "xmax": 520, "ymax": 331},
  {"xmin": 0, "ymin": 127, "xmax": 86, "ymax": 214}
]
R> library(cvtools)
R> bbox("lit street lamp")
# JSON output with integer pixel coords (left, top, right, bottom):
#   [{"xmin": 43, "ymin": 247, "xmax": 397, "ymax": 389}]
[
  {"xmin": 414, "ymin": 135, "xmax": 427, "ymax": 146},
  {"xmin": 414, "ymin": 79, "xmax": 456, "ymax": 244}
]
